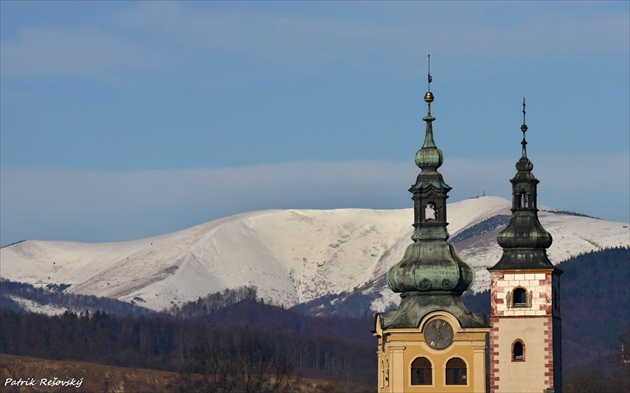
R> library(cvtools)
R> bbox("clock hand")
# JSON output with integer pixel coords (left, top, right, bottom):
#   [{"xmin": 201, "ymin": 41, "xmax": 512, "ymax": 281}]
[{"xmin": 435, "ymin": 322, "xmax": 442, "ymax": 340}]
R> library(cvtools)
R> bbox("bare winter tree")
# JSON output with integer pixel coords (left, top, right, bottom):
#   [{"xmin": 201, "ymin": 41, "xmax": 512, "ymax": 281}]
[
  {"xmin": 177, "ymin": 334, "xmax": 300, "ymax": 393},
  {"xmin": 608, "ymin": 329, "xmax": 630, "ymax": 393}
]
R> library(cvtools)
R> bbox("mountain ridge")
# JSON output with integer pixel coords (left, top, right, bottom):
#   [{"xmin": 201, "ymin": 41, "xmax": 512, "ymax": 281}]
[{"xmin": 1, "ymin": 196, "xmax": 628, "ymax": 314}]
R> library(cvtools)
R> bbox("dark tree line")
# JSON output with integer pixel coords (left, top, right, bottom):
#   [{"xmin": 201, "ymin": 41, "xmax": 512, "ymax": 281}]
[
  {"xmin": 169, "ymin": 285, "xmax": 260, "ymax": 319},
  {"xmin": 0, "ymin": 279, "xmax": 153, "ymax": 316},
  {"xmin": 0, "ymin": 310, "xmax": 178, "ymax": 368},
  {"xmin": 0, "ymin": 306, "xmax": 375, "ymax": 386},
  {"xmin": 177, "ymin": 334, "xmax": 300, "ymax": 393}
]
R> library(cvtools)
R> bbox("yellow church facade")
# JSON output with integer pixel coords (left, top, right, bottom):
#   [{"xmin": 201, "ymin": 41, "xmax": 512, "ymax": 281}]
[{"xmin": 375, "ymin": 311, "xmax": 488, "ymax": 393}]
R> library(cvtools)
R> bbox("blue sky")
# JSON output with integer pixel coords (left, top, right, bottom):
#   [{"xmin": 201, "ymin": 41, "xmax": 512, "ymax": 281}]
[{"xmin": 1, "ymin": 1, "xmax": 628, "ymax": 245}]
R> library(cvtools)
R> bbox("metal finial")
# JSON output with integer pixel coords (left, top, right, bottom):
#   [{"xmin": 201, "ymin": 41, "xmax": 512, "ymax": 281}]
[
  {"xmin": 428, "ymin": 54, "xmax": 432, "ymax": 88},
  {"xmin": 520, "ymin": 97, "xmax": 528, "ymax": 157},
  {"xmin": 521, "ymin": 97, "xmax": 528, "ymax": 133},
  {"xmin": 424, "ymin": 55, "xmax": 434, "ymax": 104}
]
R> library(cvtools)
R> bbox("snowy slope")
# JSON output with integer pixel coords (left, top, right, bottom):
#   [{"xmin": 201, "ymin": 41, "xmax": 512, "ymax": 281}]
[{"xmin": 1, "ymin": 196, "xmax": 628, "ymax": 313}]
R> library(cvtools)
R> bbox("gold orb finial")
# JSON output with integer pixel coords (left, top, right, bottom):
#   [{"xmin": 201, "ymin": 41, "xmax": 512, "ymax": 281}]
[{"xmin": 424, "ymin": 91, "xmax": 434, "ymax": 103}]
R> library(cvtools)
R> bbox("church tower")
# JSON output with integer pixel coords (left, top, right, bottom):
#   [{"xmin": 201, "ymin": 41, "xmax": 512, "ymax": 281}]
[
  {"xmin": 488, "ymin": 100, "xmax": 562, "ymax": 393},
  {"xmin": 374, "ymin": 60, "xmax": 489, "ymax": 393}
]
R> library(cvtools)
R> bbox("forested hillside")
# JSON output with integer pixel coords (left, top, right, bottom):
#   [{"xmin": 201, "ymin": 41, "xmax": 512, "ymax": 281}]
[
  {"xmin": 0, "ymin": 286, "xmax": 375, "ymax": 391},
  {"xmin": 557, "ymin": 246, "xmax": 629, "ymax": 384},
  {"xmin": 1, "ymin": 248, "xmax": 628, "ymax": 392}
]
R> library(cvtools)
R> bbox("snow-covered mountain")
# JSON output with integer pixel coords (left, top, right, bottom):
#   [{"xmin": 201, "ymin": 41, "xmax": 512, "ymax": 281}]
[{"xmin": 1, "ymin": 196, "xmax": 628, "ymax": 313}]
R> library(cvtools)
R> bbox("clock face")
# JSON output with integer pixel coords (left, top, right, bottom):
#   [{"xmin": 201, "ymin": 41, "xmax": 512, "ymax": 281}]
[{"xmin": 423, "ymin": 319, "xmax": 454, "ymax": 349}]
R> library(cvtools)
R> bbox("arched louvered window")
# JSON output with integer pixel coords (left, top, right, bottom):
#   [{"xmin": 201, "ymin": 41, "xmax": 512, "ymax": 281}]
[
  {"xmin": 411, "ymin": 357, "xmax": 432, "ymax": 385},
  {"xmin": 445, "ymin": 357, "xmax": 467, "ymax": 385}
]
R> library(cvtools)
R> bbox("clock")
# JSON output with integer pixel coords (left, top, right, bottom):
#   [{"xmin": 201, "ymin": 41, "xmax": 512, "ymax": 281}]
[{"xmin": 423, "ymin": 318, "xmax": 454, "ymax": 349}]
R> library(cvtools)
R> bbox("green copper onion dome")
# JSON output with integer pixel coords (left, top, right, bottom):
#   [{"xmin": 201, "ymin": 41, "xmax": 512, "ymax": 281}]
[
  {"xmin": 490, "ymin": 99, "xmax": 554, "ymax": 271},
  {"xmin": 386, "ymin": 77, "xmax": 473, "ymax": 295},
  {"xmin": 379, "ymin": 63, "xmax": 485, "ymax": 330}
]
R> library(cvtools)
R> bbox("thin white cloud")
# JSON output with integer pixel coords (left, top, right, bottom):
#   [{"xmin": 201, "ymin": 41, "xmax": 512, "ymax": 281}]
[
  {"xmin": 0, "ymin": 161, "xmax": 411, "ymax": 244},
  {"xmin": 0, "ymin": 162, "xmax": 410, "ymax": 218},
  {"xmin": 0, "ymin": 28, "xmax": 164, "ymax": 77},
  {"xmin": 535, "ymin": 153, "xmax": 630, "ymax": 219},
  {"xmin": 117, "ymin": 2, "xmax": 394, "ymax": 71},
  {"xmin": 116, "ymin": 2, "xmax": 628, "ymax": 66},
  {"xmin": 2, "ymin": 154, "xmax": 628, "ymax": 244},
  {"xmin": 2, "ymin": 2, "xmax": 627, "ymax": 79}
]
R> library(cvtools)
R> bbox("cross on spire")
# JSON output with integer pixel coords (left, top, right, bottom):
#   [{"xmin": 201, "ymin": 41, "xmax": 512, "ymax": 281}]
[
  {"xmin": 427, "ymin": 54, "xmax": 432, "ymax": 89},
  {"xmin": 521, "ymin": 97, "xmax": 529, "ymax": 158},
  {"xmin": 424, "ymin": 55, "xmax": 434, "ymax": 115}
]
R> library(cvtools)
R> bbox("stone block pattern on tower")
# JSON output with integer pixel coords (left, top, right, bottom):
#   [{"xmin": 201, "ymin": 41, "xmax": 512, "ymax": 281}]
[{"xmin": 491, "ymin": 272, "xmax": 552, "ymax": 317}]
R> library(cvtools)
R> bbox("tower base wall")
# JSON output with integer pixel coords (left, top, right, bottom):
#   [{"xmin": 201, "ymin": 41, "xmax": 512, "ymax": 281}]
[{"xmin": 489, "ymin": 316, "xmax": 558, "ymax": 393}]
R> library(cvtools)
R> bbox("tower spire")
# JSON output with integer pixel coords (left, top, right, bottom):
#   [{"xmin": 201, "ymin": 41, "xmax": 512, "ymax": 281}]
[
  {"xmin": 426, "ymin": 54, "xmax": 433, "ymax": 113},
  {"xmin": 381, "ymin": 59, "xmax": 484, "ymax": 329},
  {"xmin": 413, "ymin": 56, "xmax": 447, "ymax": 239},
  {"xmin": 521, "ymin": 97, "xmax": 528, "ymax": 158},
  {"xmin": 374, "ymin": 62, "xmax": 490, "ymax": 393},
  {"xmin": 422, "ymin": 55, "xmax": 436, "ymax": 150},
  {"xmin": 489, "ymin": 100, "xmax": 554, "ymax": 270}
]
